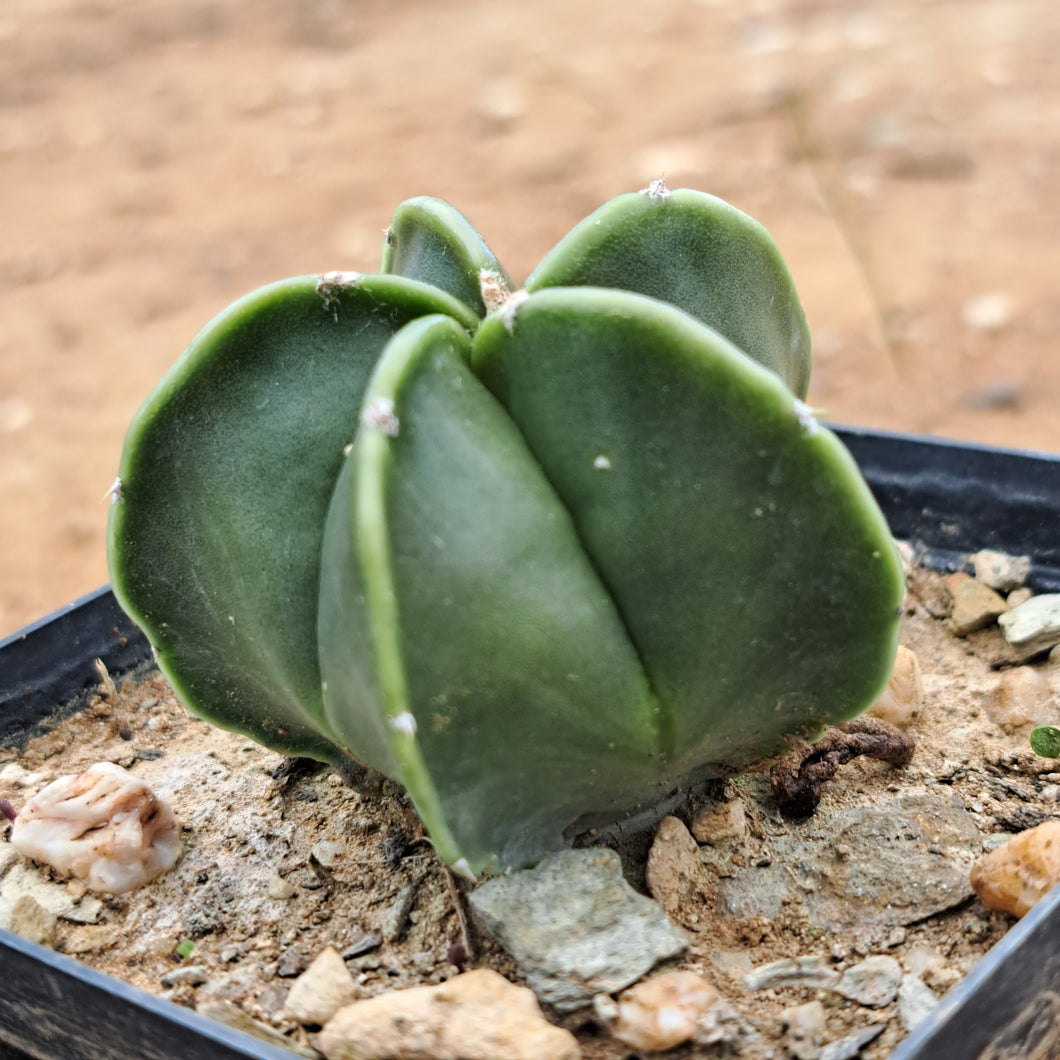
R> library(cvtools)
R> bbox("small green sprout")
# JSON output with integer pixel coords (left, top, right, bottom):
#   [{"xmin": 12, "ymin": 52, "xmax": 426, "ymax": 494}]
[
  {"xmin": 175, "ymin": 939, "xmax": 195, "ymax": 960},
  {"xmin": 1030, "ymin": 726, "xmax": 1060, "ymax": 759}
]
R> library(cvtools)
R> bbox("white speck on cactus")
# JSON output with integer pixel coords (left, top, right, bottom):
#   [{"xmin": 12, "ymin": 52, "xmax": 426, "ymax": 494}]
[
  {"xmin": 500, "ymin": 289, "xmax": 529, "ymax": 333},
  {"xmin": 316, "ymin": 271, "xmax": 362, "ymax": 318},
  {"xmin": 593, "ymin": 455, "xmax": 612, "ymax": 470},
  {"xmin": 361, "ymin": 397, "xmax": 400, "ymax": 437},
  {"xmin": 479, "ymin": 268, "xmax": 512, "ymax": 313},
  {"xmin": 104, "ymin": 477, "xmax": 122, "ymax": 505},
  {"xmin": 642, "ymin": 177, "xmax": 671, "ymax": 201},
  {"xmin": 389, "ymin": 711, "xmax": 418, "ymax": 737},
  {"xmin": 793, "ymin": 399, "xmax": 820, "ymax": 436}
]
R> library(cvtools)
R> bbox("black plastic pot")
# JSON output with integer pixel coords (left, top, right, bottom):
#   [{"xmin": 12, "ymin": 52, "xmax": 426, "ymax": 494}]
[{"xmin": 1, "ymin": 425, "xmax": 1058, "ymax": 1060}]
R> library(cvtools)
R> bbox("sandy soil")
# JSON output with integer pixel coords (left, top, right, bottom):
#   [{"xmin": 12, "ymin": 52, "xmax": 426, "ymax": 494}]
[
  {"xmin": 1, "ymin": 0, "xmax": 1059, "ymax": 638},
  {"xmin": 2, "ymin": 563, "xmax": 1059, "ymax": 1058}
]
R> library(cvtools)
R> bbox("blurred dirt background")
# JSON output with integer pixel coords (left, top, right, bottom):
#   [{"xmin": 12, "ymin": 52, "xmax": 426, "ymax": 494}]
[{"xmin": 2, "ymin": 0, "xmax": 1059, "ymax": 639}]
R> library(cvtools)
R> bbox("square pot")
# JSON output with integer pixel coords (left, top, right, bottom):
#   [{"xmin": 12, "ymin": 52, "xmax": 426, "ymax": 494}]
[{"xmin": 2, "ymin": 426, "xmax": 1058, "ymax": 1060}]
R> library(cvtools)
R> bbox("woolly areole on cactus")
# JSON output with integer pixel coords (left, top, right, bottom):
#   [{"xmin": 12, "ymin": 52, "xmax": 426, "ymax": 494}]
[{"xmin": 108, "ymin": 186, "xmax": 904, "ymax": 875}]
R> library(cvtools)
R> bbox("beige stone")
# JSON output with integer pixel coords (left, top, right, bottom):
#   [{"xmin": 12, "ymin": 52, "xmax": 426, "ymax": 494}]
[
  {"xmin": 284, "ymin": 945, "xmax": 358, "ymax": 1026},
  {"xmin": 691, "ymin": 798, "xmax": 746, "ymax": 845},
  {"xmin": 986, "ymin": 667, "xmax": 1052, "ymax": 732},
  {"xmin": 610, "ymin": 971, "xmax": 720, "ymax": 1052},
  {"xmin": 318, "ymin": 968, "xmax": 580, "ymax": 1060},
  {"xmin": 868, "ymin": 645, "xmax": 923, "ymax": 728},
  {"xmin": 8, "ymin": 894, "xmax": 56, "ymax": 947},
  {"xmin": 944, "ymin": 572, "xmax": 1007, "ymax": 636},
  {"xmin": 970, "ymin": 820, "xmax": 1060, "ymax": 918},
  {"xmin": 645, "ymin": 816, "xmax": 714, "ymax": 931}
]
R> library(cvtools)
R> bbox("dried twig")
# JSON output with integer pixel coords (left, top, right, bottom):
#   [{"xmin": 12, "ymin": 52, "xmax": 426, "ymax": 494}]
[{"xmin": 771, "ymin": 717, "xmax": 915, "ymax": 818}]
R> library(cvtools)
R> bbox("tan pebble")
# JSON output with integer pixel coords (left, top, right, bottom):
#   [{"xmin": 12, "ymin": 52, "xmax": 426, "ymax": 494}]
[
  {"xmin": 610, "ymin": 971, "xmax": 720, "ymax": 1053},
  {"xmin": 780, "ymin": 1000, "xmax": 826, "ymax": 1060},
  {"xmin": 267, "ymin": 871, "xmax": 296, "ymax": 900},
  {"xmin": 645, "ymin": 817, "xmax": 714, "ymax": 930},
  {"xmin": 1008, "ymin": 587, "xmax": 1034, "ymax": 608},
  {"xmin": 868, "ymin": 645, "xmax": 922, "ymax": 728},
  {"xmin": 691, "ymin": 798, "xmax": 746, "ymax": 844},
  {"xmin": 284, "ymin": 946, "xmax": 357, "ymax": 1026},
  {"xmin": 945, "ymin": 572, "xmax": 1008, "ymax": 636},
  {"xmin": 9, "ymin": 894, "xmax": 56, "ymax": 947},
  {"xmin": 970, "ymin": 819, "xmax": 1060, "ymax": 917},
  {"xmin": 986, "ymin": 667, "xmax": 1052, "ymax": 732},
  {"xmin": 318, "ymin": 968, "xmax": 580, "ymax": 1060}
]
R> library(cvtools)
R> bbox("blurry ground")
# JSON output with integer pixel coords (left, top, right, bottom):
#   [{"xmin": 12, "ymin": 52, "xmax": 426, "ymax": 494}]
[{"xmin": 1, "ymin": 0, "xmax": 1059, "ymax": 638}]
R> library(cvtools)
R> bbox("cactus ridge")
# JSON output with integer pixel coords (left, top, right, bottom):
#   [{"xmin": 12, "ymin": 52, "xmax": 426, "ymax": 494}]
[{"xmin": 109, "ymin": 190, "xmax": 903, "ymax": 874}]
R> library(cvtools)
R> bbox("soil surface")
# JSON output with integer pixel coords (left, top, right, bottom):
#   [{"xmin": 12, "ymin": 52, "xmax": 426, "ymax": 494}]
[
  {"xmin": 3, "ymin": 562, "xmax": 1059, "ymax": 1059},
  {"xmin": 2, "ymin": 0, "xmax": 1060, "ymax": 638}
]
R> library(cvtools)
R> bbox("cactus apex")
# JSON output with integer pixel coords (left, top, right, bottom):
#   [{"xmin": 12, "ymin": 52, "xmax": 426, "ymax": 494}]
[
  {"xmin": 499, "ymin": 289, "xmax": 529, "ymax": 333},
  {"xmin": 641, "ymin": 176, "xmax": 671, "ymax": 201},
  {"xmin": 478, "ymin": 268, "xmax": 512, "ymax": 313}
]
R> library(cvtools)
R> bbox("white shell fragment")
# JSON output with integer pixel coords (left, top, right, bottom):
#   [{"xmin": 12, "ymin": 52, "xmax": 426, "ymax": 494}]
[{"xmin": 10, "ymin": 762, "xmax": 181, "ymax": 894}]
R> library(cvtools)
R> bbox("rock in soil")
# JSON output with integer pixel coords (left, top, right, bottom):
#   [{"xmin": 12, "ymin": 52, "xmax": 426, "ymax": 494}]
[
  {"xmin": 283, "ymin": 945, "xmax": 358, "ymax": 1026},
  {"xmin": 971, "ymin": 549, "xmax": 1031, "ymax": 592},
  {"xmin": 945, "ymin": 572, "xmax": 1008, "ymax": 636},
  {"xmin": 780, "ymin": 999, "xmax": 826, "ymax": 1059},
  {"xmin": 834, "ymin": 955, "xmax": 902, "ymax": 1008},
  {"xmin": 469, "ymin": 848, "xmax": 687, "ymax": 1011},
  {"xmin": 867, "ymin": 645, "xmax": 922, "ymax": 729},
  {"xmin": 970, "ymin": 819, "xmax": 1060, "ymax": 918},
  {"xmin": 646, "ymin": 815, "xmax": 716, "ymax": 930},
  {"xmin": 986, "ymin": 666, "xmax": 1054, "ymax": 732},
  {"xmin": 1000, "ymin": 594, "xmax": 1060, "ymax": 660},
  {"xmin": 317, "ymin": 968, "xmax": 580, "ymax": 1060},
  {"xmin": 897, "ymin": 974, "xmax": 938, "ymax": 1033},
  {"xmin": 607, "ymin": 970, "xmax": 720, "ymax": 1053}
]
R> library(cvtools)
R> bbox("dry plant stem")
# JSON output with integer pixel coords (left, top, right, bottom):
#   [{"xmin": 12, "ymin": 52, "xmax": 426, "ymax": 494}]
[
  {"xmin": 442, "ymin": 862, "xmax": 476, "ymax": 968},
  {"xmin": 771, "ymin": 717, "xmax": 916, "ymax": 818}
]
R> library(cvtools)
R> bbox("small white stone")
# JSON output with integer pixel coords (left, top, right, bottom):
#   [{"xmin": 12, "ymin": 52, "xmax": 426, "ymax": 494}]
[
  {"xmin": 897, "ymin": 974, "xmax": 938, "ymax": 1032},
  {"xmin": 10, "ymin": 762, "xmax": 181, "ymax": 894},
  {"xmin": 972, "ymin": 549, "xmax": 1031, "ymax": 592},
  {"xmin": 611, "ymin": 971, "xmax": 720, "ymax": 1053}
]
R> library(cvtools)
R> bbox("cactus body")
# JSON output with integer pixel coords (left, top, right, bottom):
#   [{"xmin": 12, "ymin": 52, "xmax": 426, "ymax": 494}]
[{"xmin": 109, "ymin": 189, "xmax": 903, "ymax": 875}]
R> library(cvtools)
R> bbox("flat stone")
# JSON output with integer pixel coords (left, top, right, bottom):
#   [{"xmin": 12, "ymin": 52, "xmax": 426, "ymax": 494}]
[
  {"xmin": 744, "ymin": 956, "xmax": 839, "ymax": 992},
  {"xmin": 972, "ymin": 549, "xmax": 1031, "ymax": 592},
  {"xmin": 897, "ymin": 974, "xmax": 938, "ymax": 1032},
  {"xmin": 1000, "ymin": 595, "xmax": 1060, "ymax": 660},
  {"xmin": 340, "ymin": 929, "xmax": 382, "ymax": 959},
  {"xmin": 945, "ymin": 572, "xmax": 1008, "ymax": 636},
  {"xmin": 470, "ymin": 848, "xmax": 687, "ymax": 1011},
  {"xmin": 819, "ymin": 1025, "xmax": 885, "ymax": 1060},
  {"xmin": 382, "ymin": 882, "xmax": 417, "ymax": 943},
  {"xmin": 716, "ymin": 792, "xmax": 980, "ymax": 931},
  {"xmin": 160, "ymin": 966, "xmax": 209, "ymax": 988},
  {"xmin": 835, "ymin": 956, "xmax": 902, "ymax": 1007},
  {"xmin": 284, "ymin": 945, "xmax": 358, "ymax": 1026},
  {"xmin": 317, "ymin": 969, "xmax": 580, "ymax": 1060}
]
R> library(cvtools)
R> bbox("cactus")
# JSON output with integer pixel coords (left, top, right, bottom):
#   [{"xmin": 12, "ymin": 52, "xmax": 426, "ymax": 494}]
[{"xmin": 108, "ymin": 186, "xmax": 904, "ymax": 877}]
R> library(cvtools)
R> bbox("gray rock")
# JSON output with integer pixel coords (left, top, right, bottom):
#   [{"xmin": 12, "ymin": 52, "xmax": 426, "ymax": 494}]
[
  {"xmin": 819, "ymin": 1024, "xmax": 885, "ymax": 1060},
  {"xmin": 715, "ymin": 792, "xmax": 980, "ymax": 931},
  {"xmin": 469, "ymin": 848, "xmax": 688, "ymax": 1011},
  {"xmin": 972, "ymin": 549, "xmax": 1031, "ymax": 592},
  {"xmin": 835, "ymin": 956, "xmax": 902, "ymax": 1007},
  {"xmin": 898, "ymin": 974, "xmax": 938, "ymax": 1032},
  {"xmin": 744, "ymin": 956, "xmax": 839, "ymax": 992},
  {"xmin": 340, "ymin": 929, "xmax": 382, "ymax": 959},
  {"xmin": 781, "ymin": 1000, "xmax": 826, "ymax": 1060},
  {"xmin": 1000, "ymin": 595, "xmax": 1060, "ymax": 660},
  {"xmin": 160, "ymin": 965, "xmax": 209, "ymax": 988},
  {"xmin": 382, "ymin": 882, "xmax": 417, "ymax": 943}
]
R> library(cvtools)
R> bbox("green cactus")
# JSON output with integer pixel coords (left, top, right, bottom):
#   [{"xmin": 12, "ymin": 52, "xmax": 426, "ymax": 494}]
[{"xmin": 108, "ymin": 186, "xmax": 904, "ymax": 877}]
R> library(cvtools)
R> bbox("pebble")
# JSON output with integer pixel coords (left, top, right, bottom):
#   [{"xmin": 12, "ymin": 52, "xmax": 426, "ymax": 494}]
[
  {"xmin": 267, "ymin": 871, "xmax": 296, "ymax": 900},
  {"xmin": 317, "ymin": 968, "xmax": 580, "ymax": 1060},
  {"xmin": 962, "ymin": 292, "xmax": 1013, "ymax": 332},
  {"xmin": 469, "ymin": 848, "xmax": 687, "ymax": 1012},
  {"xmin": 340, "ymin": 929, "xmax": 382, "ymax": 959},
  {"xmin": 781, "ymin": 1000, "xmax": 826, "ymax": 1060},
  {"xmin": 1009, "ymin": 587, "xmax": 1034, "ymax": 608},
  {"xmin": 945, "ymin": 572, "xmax": 1008, "ymax": 636},
  {"xmin": 310, "ymin": 840, "xmax": 344, "ymax": 869},
  {"xmin": 8, "ymin": 894, "xmax": 56, "ymax": 947},
  {"xmin": 744, "ymin": 956, "xmax": 839, "ymax": 992},
  {"xmin": 986, "ymin": 667, "xmax": 1052, "ymax": 732},
  {"xmin": 608, "ymin": 971, "xmax": 719, "ymax": 1053},
  {"xmin": 284, "ymin": 946, "xmax": 358, "ymax": 1026},
  {"xmin": 160, "ymin": 966, "xmax": 209, "ymax": 988},
  {"xmin": 835, "ymin": 955, "xmax": 902, "ymax": 1007},
  {"xmin": 1000, "ymin": 595, "xmax": 1060, "ymax": 660},
  {"xmin": 897, "ymin": 974, "xmax": 937, "ymax": 1032},
  {"xmin": 276, "ymin": 948, "xmax": 307, "ymax": 978},
  {"xmin": 382, "ymin": 882, "xmax": 417, "ymax": 943},
  {"xmin": 819, "ymin": 1025, "xmax": 885, "ymax": 1060},
  {"xmin": 59, "ymin": 924, "xmax": 121, "ymax": 954},
  {"xmin": 646, "ymin": 816, "xmax": 714, "ymax": 930},
  {"xmin": 691, "ymin": 798, "xmax": 747, "ymax": 844},
  {"xmin": 972, "ymin": 549, "xmax": 1031, "ymax": 592},
  {"xmin": 868, "ymin": 645, "xmax": 922, "ymax": 728},
  {"xmin": 970, "ymin": 819, "xmax": 1060, "ymax": 918}
]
